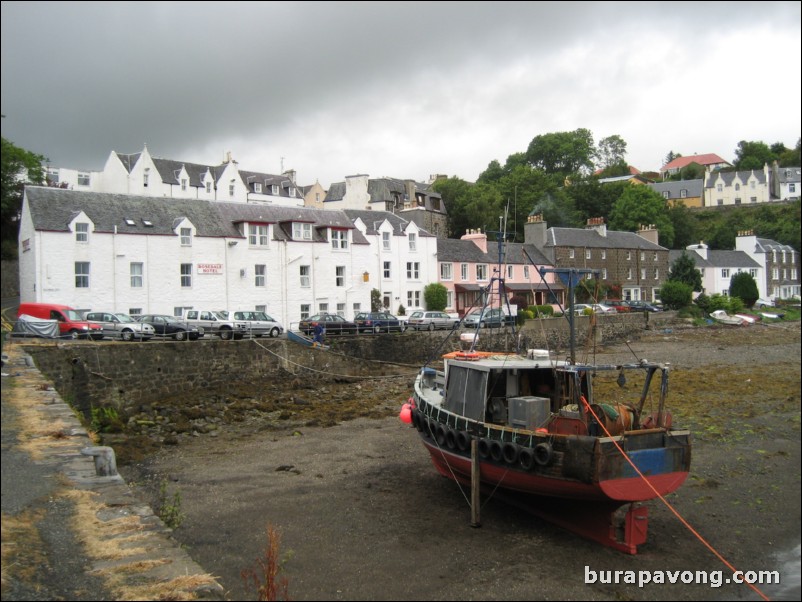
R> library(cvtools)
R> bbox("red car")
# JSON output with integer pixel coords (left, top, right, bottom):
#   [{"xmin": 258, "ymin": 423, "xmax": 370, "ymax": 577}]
[{"xmin": 604, "ymin": 300, "xmax": 631, "ymax": 313}]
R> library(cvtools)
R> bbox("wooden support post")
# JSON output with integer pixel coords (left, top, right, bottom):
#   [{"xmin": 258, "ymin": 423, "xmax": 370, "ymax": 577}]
[{"xmin": 471, "ymin": 437, "xmax": 481, "ymax": 527}]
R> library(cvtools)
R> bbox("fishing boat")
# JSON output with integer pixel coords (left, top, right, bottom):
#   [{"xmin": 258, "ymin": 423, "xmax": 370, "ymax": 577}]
[
  {"xmin": 710, "ymin": 309, "xmax": 748, "ymax": 325},
  {"xmin": 401, "ymin": 237, "xmax": 692, "ymax": 554},
  {"xmin": 287, "ymin": 329, "xmax": 329, "ymax": 349}
]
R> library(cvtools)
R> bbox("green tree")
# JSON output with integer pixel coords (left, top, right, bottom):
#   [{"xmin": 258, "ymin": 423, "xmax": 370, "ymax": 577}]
[
  {"xmin": 564, "ymin": 176, "xmax": 627, "ymax": 223},
  {"xmin": 663, "ymin": 151, "xmax": 682, "ymax": 167},
  {"xmin": 667, "ymin": 202, "xmax": 698, "ymax": 250},
  {"xmin": 1, "ymin": 136, "xmax": 46, "ymax": 255},
  {"xmin": 668, "ymin": 251, "xmax": 703, "ymax": 292},
  {"xmin": 778, "ymin": 138, "xmax": 801, "ymax": 167},
  {"xmin": 666, "ymin": 162, "xmax": 705, "ymax": 182},
  {"xmin": 608, "ymin": 185, "xmax": 675, "ymax": 248},
  {"xmin": 729, "ymin": 272, "xmax": 759, "ymax": 307},
  {"xmin": 596, "ymin": 134, "xmax": 627, "ymax": 170},
  {"xmin": 659, "ymin": 280, "xmax": 692, "ymax": 310},
  {"xmin": 370, "ymin": 288, "xmax": 381, "ymax": 312},
  {"xmin": 423, "ymin": 283, "xmax": 448, "ymax": 311},
  {"xmin": 733, "ymin": 140, "xmax": 774, "ymax": 170},
  {"xmin": 525, "ymin": 128, "xmax": 596, "ymax": 175}
]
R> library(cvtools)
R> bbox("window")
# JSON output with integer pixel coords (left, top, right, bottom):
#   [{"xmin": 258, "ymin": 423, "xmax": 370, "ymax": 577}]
[
  {"xmin": 626, "ymin": 251, "xmax": 632, "ymax": 261},
  {"xmin": 790, "ymin": 183, "xmax": 797, "ymax": 193},
  {"xmin": 641, "ymin": 268, "xmax": 646, "ymax": 280},
  {"xmin": 476, "ymin": 264, "xmax": 488, "ymax": 280},
  {"xmin": 569, "ymin": 249, "xmax": 575, "ymax": 259},
  {"xmin": 524, "ymin": 265, "xmax": 529, "ymax": 279},
  {"xmin": 77, "ymin": 173, "xmax": 90, "ymax": 186},
  {"xmin": 585, "ymin": 249, "xmax": 591, "ymax": 260},
  {"xmin": 772, "ymin": 268, "xmax": 779, "ymax": 280},
  {"xmin": 255, "ymin": 264, "xmax": 266, "ymax": 287},
  {"xmin": 249, "ymin": 224, "xmax": 269, "ymax": 247},
  {"xmin": 735, "ymin": 198, "xmax": 742, "ymax": 205},
  {"xmin": 751, "ymin": 180, "xmax": 756, "ymax": 189},
  {"xmin": 717, "ymin": 199, "xmax": 724, "ymax": 206},
  {"xmin": 721, "ymin": 268, "xmax": 730, "ymax": 278},
  {"xmin": 293, "ymin": 223, "xmax": 312, "ymax": 240},
  {"xmin": 602, "ymin": 268, "xmax": 608, "ymax": 280},
  {"xmin": 130, "ymin": 262, "xmax": 143, "ymax": 288},
  {"xmin": 654, "ymin": 268, "xmax": 659, "ymax": 279},
  {"xmin": 180, "ymin": 228, "xmax": 192, "ymax": 246},
  {"xmin": 336, "ymin": 266, "xmax": 345, "ymax": 287},
  {"xmin": 407, "ymin": 290, "xmax": 421, "ymax": 307},
  {"xmin": 75, "ymin": 222, "xmax": 89, "ymax": 242},
  {"xmin": 353, "ymin": 303, "xmax": 361, "ymax": 314},
  {"xmin": 406, "ymin": 262, "xmax": 420, "ymax": 279},
  {"xmin": 749, "ymin": 268, "xmax": 757, "ymax": 278},
  {"xmin": 75, "ymin": 262, "xmax": 90, "ymax": 288},
  {"xmin": 383, "ymin": 261, "xmax": 391, "ymax": 279},
  {"xmin": 319, "ymin": 303, "xmax": 329, "ymax": 313},
  {"xmin": 627, "ymin": 268, "xmax": 632, "ymax": 280},
  {"xmin": 47, "ymin": 168, "xmax": 59, "ymax": 184},
  {"xmin": 601, "ymin": 250, "xmax": 606, "ymax": 259},
  {"xmin": 206, "ymin": 182, "xmax": 212, "ymax": 193},
  {"xmin": 271, "ymin": 184, "xmax": 279, "ymax": 195},
  {"xmin": 640, "ymin": 251, "xmax": 645, "ymax": 261},
  {"xmin": 300, "ymin": 304, "xmax": 311, "ymax": 320},
  {"xmin": 662, "ymin": 191, "xmax": 669, "ymax": 199},
  {"xmin": 180, "ymin": 263, "xmax": 192, "ymax": 287},
  {"xmin": 143, "ymin": 172, "xmax": 148, "ymax": 187},
  {"xmin": 408, "ymin": 232, "xmax": 417, "ymax": 251},
  {"xmin": 680, "ymin": 189, "xmax": 687, "ymax": 198},
  {"xmin": 289, "ymin": 188, "xmax": 297, "ymax": 198},
  {"xmin": 229, "ymin": 183, "xmax": 235, "ymax": 197},
  {"xmin": 654, "ymin": 252, "xmax": 659, "ymax": 261},
  {"xmin": 254, "ymin": 183, "xmax": 262, "ymax": 194},
  {"xmin": 331, "ymin": 229, "xmax": 348, "ymax": 249},
  {"xmin": 507, "ymin": 265, "xmax": 514, "ymax": 279},
  {"xmin": 461, "ymin": 263, "xmax": 468, "ymax": 280},
  {"xmin": 128, "ymin": 308, "xmax": 142, "ymax": 316},
  {"xmin": 735, "ymin": 183, "xmax": 741, "ymax": 191},
  {"xmin": 181, "ymin": 178, "xmax": 187, "ymax": 191},
  {"xmin": 300, "ymin": 265, "xmax": 310, "ymax": 287},
  {"xmin": 440, "ymin": 263, "xmax": 452, "ymax": 280},
  {"xmin": 382, "ymin": 232, "xmax": 391, "ymax": 251},
  {"xmin": 716, "ymin": 183, "xmax": 723, "ymax": 192},
  {"xmin": 750, "ymin": 197, "xmax": 757, "ymax": 203}
]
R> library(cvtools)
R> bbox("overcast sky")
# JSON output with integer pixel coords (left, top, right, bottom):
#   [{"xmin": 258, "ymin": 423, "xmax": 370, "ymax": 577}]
[{"xmin": 2, "ymin": 1, "xmax": 800, "ymax": 188}]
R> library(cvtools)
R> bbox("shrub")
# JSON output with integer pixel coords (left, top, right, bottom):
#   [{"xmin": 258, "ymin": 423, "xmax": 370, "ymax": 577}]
[
  {"xmin": 660, "ymin": 280, "xmax": 693, "ymax": 310},
  {"xmin": 423, "ymin": 283, "xmax": 448, "ymax": 311}
]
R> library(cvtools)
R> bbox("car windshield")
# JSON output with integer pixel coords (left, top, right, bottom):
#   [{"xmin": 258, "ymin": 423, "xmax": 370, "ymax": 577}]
[
  {"xmin": 64, "ymin": 309, "xmax": 84, "ymax": 320},
  {"xmin": 214, "ymin": 311, "xmax": 229, "ymax": 320},
  {"xmin": 410, "ymin": 312, "xmax": 423, "ymax": 318},
  {"xmin": 114, "ymin": 313, "xmax": 136, "ymax": 322}
]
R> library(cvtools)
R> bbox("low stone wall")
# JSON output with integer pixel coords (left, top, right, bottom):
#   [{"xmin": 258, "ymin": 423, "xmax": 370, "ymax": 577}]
[{"xmin": 19, "ymin": 311, "xmax": 676, "ymax": 420}]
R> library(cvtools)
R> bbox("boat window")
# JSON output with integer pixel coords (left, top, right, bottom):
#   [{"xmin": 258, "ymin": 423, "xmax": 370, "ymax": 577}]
[{"xmin": 444, "ymin": 365, "xmax": 487, "ymax": 420}]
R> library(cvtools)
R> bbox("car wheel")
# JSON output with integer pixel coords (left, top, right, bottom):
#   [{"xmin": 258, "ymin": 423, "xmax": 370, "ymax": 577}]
[
  {"xmin": 68, "ymin": 329, "xmax": 80, "ymax": 340},
  {"xmin": 374, "ymin": 325, "xmax": 382, "ymax": 334},
  {"xmin": 270, "ymin": 327, "xmax": 280, "ymax": 338},
  {"xmin": 427, "ymin": 322, "xmax": 435, "ymax": 331},
  {"xmin": 174, "ymin": 330, "xmax": 186, "ymax": 341},
  {"xmin": 220, "ymin": 329, "xmax": 233, "ymax": 340},
  {"xmin": 122, "ymin": 330, "xmax": 134, "ymax": 342}
]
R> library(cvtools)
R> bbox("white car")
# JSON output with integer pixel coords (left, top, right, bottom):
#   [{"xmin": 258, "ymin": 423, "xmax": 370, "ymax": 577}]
[
  {"xmin": 755, "ymin": 298, "xmax": 775, "ymax": 309},
  {"xmin": 219, "ymin": 310, "xmax": 284, "ymax": 338}
]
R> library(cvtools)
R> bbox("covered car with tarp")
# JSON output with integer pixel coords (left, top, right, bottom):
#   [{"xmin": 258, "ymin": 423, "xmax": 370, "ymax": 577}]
[{"xmin": 12, "ymin": 314, "xmax": 61, "ymax": 338}]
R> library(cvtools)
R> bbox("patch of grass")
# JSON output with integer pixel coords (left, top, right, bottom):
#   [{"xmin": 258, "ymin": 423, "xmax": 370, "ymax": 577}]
[{"xmin": 157, "ymin": 480, "xmax": 184, "ymax": 530}]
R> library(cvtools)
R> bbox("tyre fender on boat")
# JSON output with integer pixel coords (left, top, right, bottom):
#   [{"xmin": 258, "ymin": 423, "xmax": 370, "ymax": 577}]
[
  {"xmin": 502, "ymin": 442, "xmax": 519, "ymax": 465},
  {"xmin": 435, "ymin": 423, "xmax": 448, "ymax": 447},
  {"xmin": 489, "ymin": 439, "xmax": 504, "ymax": 462},
  {"xmin": 456, "ymin": 430, "xmax": 471, "ymax": 452},
  {"xmin": 445, "ymin": 427, "xmax": 458, "ymax": 450},
  {"xmin": 519, "ymin": 447, "xmax": 536, "ymax": 471},
  {"xmin": 534, "ymin": 442, "xmax": 553, "ymax": 466},
  {"xmin": 478, "ymin": 438, "xmax": 491, "ymax": 459}
]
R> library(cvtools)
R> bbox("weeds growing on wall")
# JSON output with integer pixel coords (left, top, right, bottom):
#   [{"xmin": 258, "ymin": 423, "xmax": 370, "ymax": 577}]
[{"xmin": 157, "ymin": 479, "xmax": 184, "ymax": 530}]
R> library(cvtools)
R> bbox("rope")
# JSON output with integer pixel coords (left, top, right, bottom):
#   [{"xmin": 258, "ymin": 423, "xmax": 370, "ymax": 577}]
[{"xmin": 579, "ymin": 395, "xmax": 770, "ymax": 601}]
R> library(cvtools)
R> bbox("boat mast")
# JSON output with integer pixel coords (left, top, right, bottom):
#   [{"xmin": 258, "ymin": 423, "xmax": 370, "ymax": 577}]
[{"xmin": 538, "ymin": 267, "xmax": 598, "ymax": 365}]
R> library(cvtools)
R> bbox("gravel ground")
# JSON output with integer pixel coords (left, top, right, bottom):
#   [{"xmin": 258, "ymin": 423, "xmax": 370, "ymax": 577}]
[{"xmin": 119, "ymin": 320, "xmax": 801, "ymax": 601}]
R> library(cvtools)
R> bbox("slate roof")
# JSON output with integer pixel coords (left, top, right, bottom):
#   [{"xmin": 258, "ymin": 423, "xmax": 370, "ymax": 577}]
[
  {"xmin": 115, "ymin": 152, "xmax": 141, "ymax": 173},
  {"xmin": 23, "ymin": 187, "xmax": 368, "ymax": 245},
  {"xmin": 151, "ymin": 158, "xmax": 219, "ymax": 188},
  {"xmin": 648, "ymin": 179, "xmax": 703, "ymax": 198},
  {"xmin": 775, "ymin": 167, "xmax": 801, "ymax": 184},
  {"xmin": 547, "ymin": 227, "xmax": 666, "ymax": 250},
  {"xmin": 434, "ymin": 239, "xmax": 552, "ymax": 268},
  {"xmin": 704, "ymin": 168, "xmax": 767, "ymax": 189},
  {"xmin": 343, "ymin": 209, "xmax": 434, "ymax": 237},
  {"xmin": 755, "ymin": 237, "xmax": 797, "ymax": 253},
  {"xmin": 669, "ymin": 249, "xmax": 760, "ymax": 269}
]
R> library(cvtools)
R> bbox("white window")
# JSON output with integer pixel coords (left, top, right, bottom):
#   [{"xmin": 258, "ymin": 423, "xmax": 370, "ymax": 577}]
[
  {"xmin": 441, "ymin": 263, "xmax": 453, "ymax": 280},
  {"xmin": 271, "ymin": 184, "xmax": 279, "ymax": 195},
  {"xmin": 181, "ymin": 178, "xmax": 187, "ymax": 191},
  {"xmin": 735, "ymin": 183, "xmax": 741, "ymax": 191},
  {"xmin": 601, "ymin": 250, "xmax": 606, "ymax": 259},
  {"xmin": 602, "ymin": 268, "xmax": 607, "ymax": 280},
  {"xmin": 585, "ymin": 249, "xmax": 591, "ymax": 260},
  {"xmin": 383, "ymin": 261, "xmax": 391, "ymax": 279},
  {"xmin": 229, "ymin": 183, "xmax": 235, "ymax": 197},
  {"xmin": 641, "ymin": 268, "xmax": 646, "ymax": 280},
  {"xmin": 143, "ymin": 172, "xmax": 148, "ymax": 187},
  {"xmin": 627, "ymin": 251, "xmax": 632, "ymax": 260},
  {"xmin": 772, "ymin": 268, "xmax": 779, "ymax": 280},
  {"xmin": 717, "ymin": 183, "xmax": 723, "ymax": 192},
  {"xmin": 289, "ymin": 188, "xmax": 297, "ymax": 198},
  {"xmin": 128, "ymin": 308, "xmax": 142, "ymax": 316},
  {"xmin": 293, "ymin": 223, "xmax": 312, "ymax": 240},
  {"xmin": 206, "ymin": 182, "xmax": 212, "ymax": 193},
  {"xmin": 640, "ymin": 251, "xmax": 645, "ymax": 261},
  {"xmin": 180, "ymin": 264, "xmax": 192, "ymax": 287},
  {"xmin": 461, "ymin": 263, "xmax": 468, "ymax": 280},
  {"xmin": 249, "ymin": 224, "xmax": 269, "ymax": 247},
  {"xmin": 336, "ymin": 266, "xmax": 345, "ymax": 287},
  {"xmin": 407, "ymin": 290, "xmax": 421, "ymax": 307},
  {"xmin": 318, "ymin": 303, "xmax": 329, "ymax": 313},
  {"xmin": 254, "ymin": 183, "xmax": 262, "ymax": 194},
  {"xmin": 130, "ymin": 262, "xmax": 143, "ymax": 288},
  {"xmin": 75, "ymin": 262, "xmax": 90, "ymax": 288},
  {"xmin": 382, "ymin": 231, "xmax": 391, "ymax": 250},
  {"xmin": 476, "ymin": 264, "xmax": 488, "ymax": 281},
  {"xmin": 680, "ymin": 189, "xmax": 687, "ymax": 198},
  {"xmin": 180, "ymin": 228, "xmax": 192, "ymax": 246},
  {"xmin": 654, "ymin": 252, "xmax": 659, "ymax": 261},
  {"xmin": 749, "ymin": 269, "xmax": 757, "ymax": 278},
  {"xmin": 331, "ymin": 229, "xmax": 348, "ymax": 249},
  {"xmin": 524, "ymin": 265, "xmax": 530, "ymax": 279},
  {"xmin": 300, "ymin": 304, "xmax": 311, "ymax": 320},
  {"xmin": 654, "ymin": 268, "xmax": 659, "ymax": 280},
  {"xmin": 627, "ymin": 268, "xmax": 632, "ymax": 280},
  {"xmin": 75, "ymin": 222, "xmax": 89, "ymax": 242},
  {"xmin": 255, "ymin": 264, "xmax": 266, "ymax": 287},
  {"xmin": 721, "ymin": 269, "xmax": 730, "ymax": 278},
  {"xmin": 408, "ymin": 232, "xmax": 417, "ymax": 251},
  {"xmin": 336, "ymin": 302, "xmax": 345, "ymax": 315},
  {"xmin": 569, "ymin": 249, "xmax": 575, "ymax": 259},
  {"xmin": 662, "ymin": 191, "xmax": 669, "ymax": 199},
  {"xmin": 77, "ymin": 172, "xmax": 90, "ymax": 186},
  {"xmin": 406, "ymin": 262, "xmax": 420, "ymax": 279},
  {"xmin": 300, "ymin": 265, "xmax": 310, "ymax": 287}
]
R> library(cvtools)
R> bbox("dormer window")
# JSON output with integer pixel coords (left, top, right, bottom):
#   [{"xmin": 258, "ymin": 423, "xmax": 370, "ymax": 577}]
[
  {"xmin": 289, "ymin": 188, "xmax": 296, "ymax": 198},
  {"xmin": 293, "ymin": 223, "xmax": 312, "ymax": 240},
  {"xmin": 206, "ymin": 182, "xmax": 212, "ymax": 193},
  {"xmin": 75, "ymin": 223, "xmax": 89, "ymax": 242},
  {"xmin": 181, "ymin": 178, "xmax": 187, "ymax": 191},
  {"xmin": 680, "ymin": 189, "xmax": 687, "ymax": 198},
  {"xmin": 271, "ymin": 184, "xmax": 279, "ymax": 195},
  {"xmin": 142, "ymin": 219, "xmax": 153, "ymax": 227},
  {"xmin": 143, "ymin": 172, "xmax": 149, "ymax": 187},
  {"xmin": 254, "ymin": 183, "xmax": 262, "ymax": 194},
  {"xmin": 331, "ymin": 229, "xmax": 348, "ymax": 250},
  {"xmin": 249, "ymin": 224, "xmax": 269, "ymax": 247},
  {"xmin": 180, "ymin": 227, "xmax": 192, "ymax": 246}
]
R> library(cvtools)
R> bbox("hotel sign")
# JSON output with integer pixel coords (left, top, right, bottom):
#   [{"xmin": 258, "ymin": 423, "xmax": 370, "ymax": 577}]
[{"xmin": 197, "ymin": 263, "xmax": 223, "ymax": 275}]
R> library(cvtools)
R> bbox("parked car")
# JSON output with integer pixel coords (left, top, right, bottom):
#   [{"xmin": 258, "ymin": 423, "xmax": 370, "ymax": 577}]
[
  {"xmin": 298, "ymin": 313, "xmax": 357, "ymax": 336},
  {"xmin": 626, "ymin": 300, "xmax": 663, "ymax": 312},
  {"xmin": 137, "ymin": 314, "xmax": 203, "ymax": 341},
  {"xmin": 354, "ymin": 312, "xmax": 406, "ymax": 333},
  {"xmin": 184, "ymin": 310, "xmax": 245, "ymax": 340},
  {"xmin": 406, "ymin": 310, "xmax": 459, "ymax": 331},
  {"xmin": 572, "ymin": 303, "xmax": 615, "ymax": 316},
  {"xmin": 218, "ymin": 310, "xmax": 284, "ymax": 338},
  {"xmin": 85, "ymin": 312, "xmax": 156, "ymax": 341},
  {"xmin": 604, "ymin": 300, "xmax": 631, "ymax": 313},
  {"xmin": 463, "ymin": 308, "xmax": 515, "ymax": 328},
  {"xmin": 17, "ymin": 302, "xmax": 104, "ymax": 340},
  {"xmin": 755, "ymin": 298, "xmax": 775, "ymax": 309}
]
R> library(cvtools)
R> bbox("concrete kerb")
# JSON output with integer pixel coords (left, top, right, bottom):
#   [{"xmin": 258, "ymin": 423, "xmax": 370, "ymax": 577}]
[{"xmin": 2, "ymin": 342, "xmax": 225, "ymax": 601}]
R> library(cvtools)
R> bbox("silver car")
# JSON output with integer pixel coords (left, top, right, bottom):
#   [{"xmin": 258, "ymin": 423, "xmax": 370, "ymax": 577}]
[
  {"xmin": 407, "ymin": 311, "xmax": 458, "ymax": 331},
  {"xmin": 219, "ymin": 310, "xmax": 284, "ymax": 338},
  {"xmin": 85, "ymin": 312, "xmax": 156, "ymax": 341}
]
